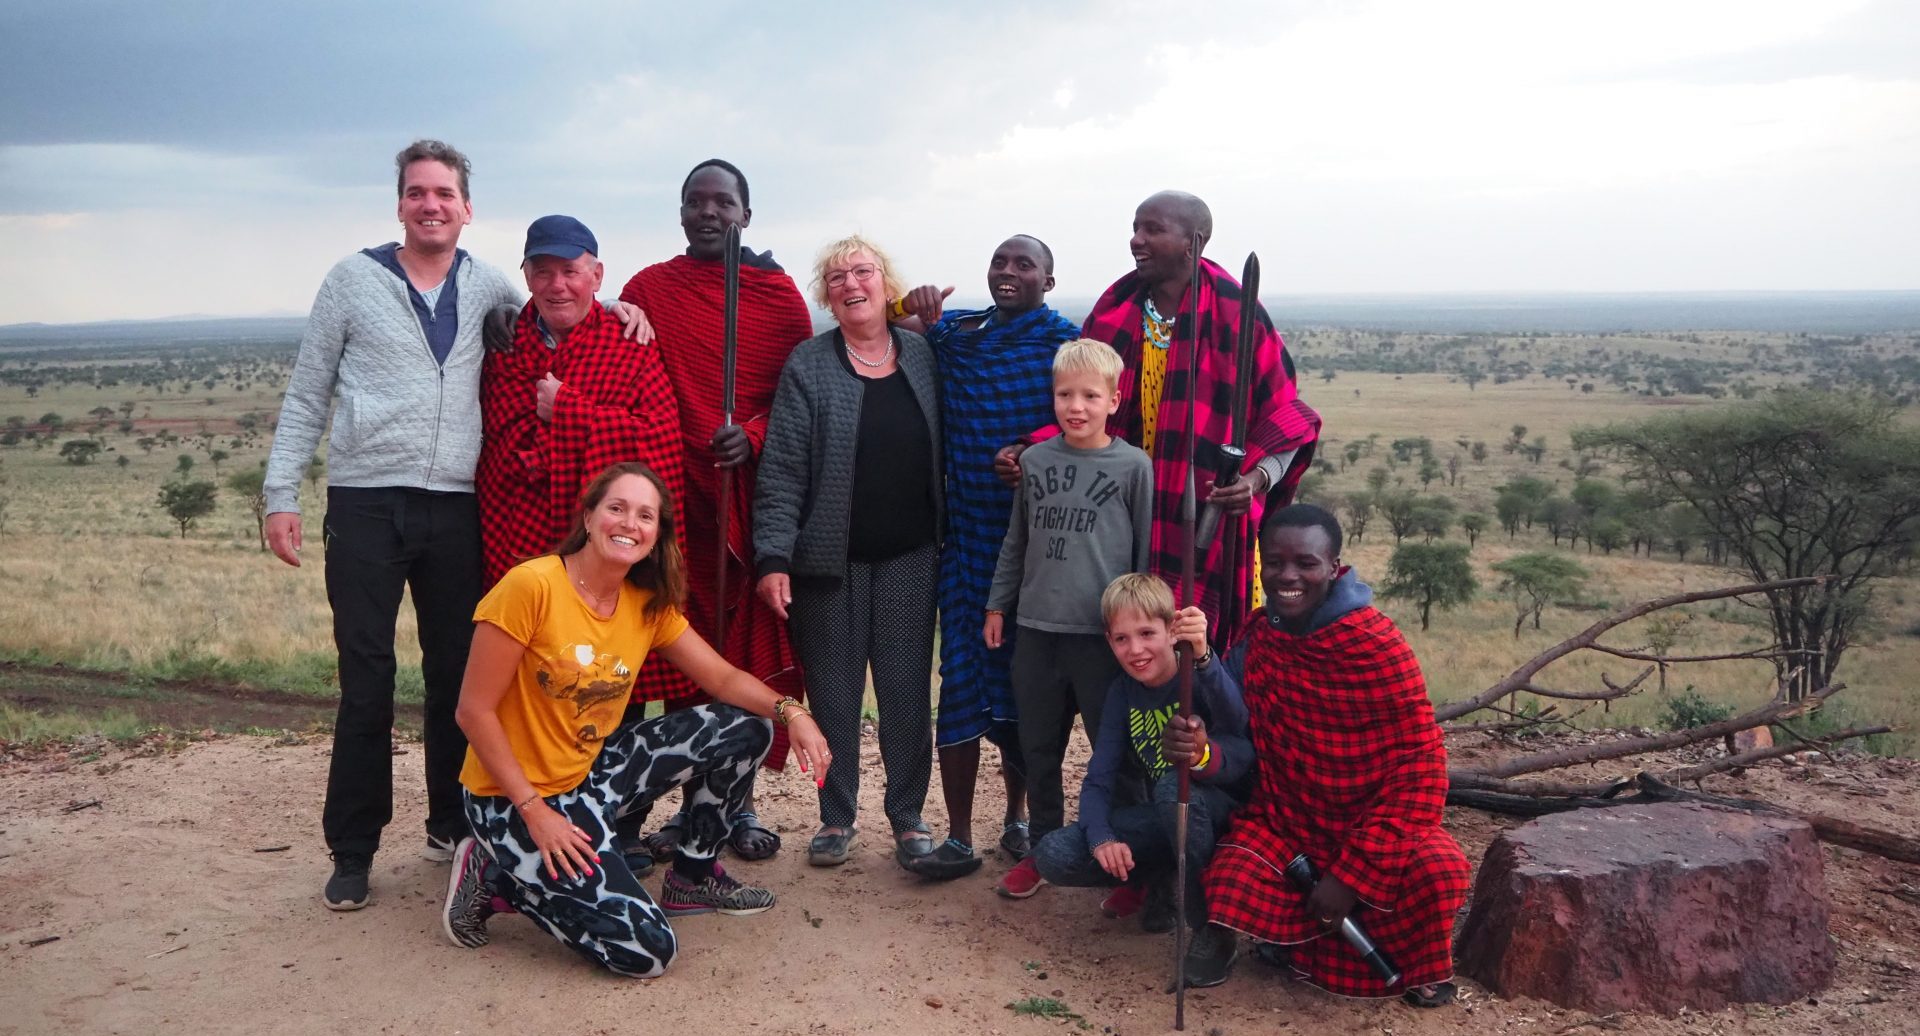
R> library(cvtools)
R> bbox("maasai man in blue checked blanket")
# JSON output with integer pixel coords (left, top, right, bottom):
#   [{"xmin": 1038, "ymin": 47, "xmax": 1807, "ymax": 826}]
[{"xmin": 896, "ymin": 234, "xmax": 1079, "ymax": 877}]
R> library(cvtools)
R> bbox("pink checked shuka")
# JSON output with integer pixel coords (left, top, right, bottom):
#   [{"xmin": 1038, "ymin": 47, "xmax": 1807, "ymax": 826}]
[
  {"xmin": 1204, "ymin": 603, "xmax": 1470, "ymax": 998},
  {"xmin": 476, "ymin": 301, "xmax": 686, "ymax": 588},
  {"xmin": 1079, "ymin": 257, "xmax": 1320, "ymax": 648}
]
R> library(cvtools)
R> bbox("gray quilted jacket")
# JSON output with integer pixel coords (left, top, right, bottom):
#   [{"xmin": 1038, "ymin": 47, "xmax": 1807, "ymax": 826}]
[
  {"xmin": 753, "ymin": 327, "xmax": 944, "ymax": 577},
  {"xmin": 263, "ymin": 249, "xmax": 518, "ymax": 514}
]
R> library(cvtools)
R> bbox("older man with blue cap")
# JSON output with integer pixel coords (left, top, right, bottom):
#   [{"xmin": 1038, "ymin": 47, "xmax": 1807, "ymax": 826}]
[{"xmin": 475, "ymin": 214, "xmax": 686, "ymax": 588}]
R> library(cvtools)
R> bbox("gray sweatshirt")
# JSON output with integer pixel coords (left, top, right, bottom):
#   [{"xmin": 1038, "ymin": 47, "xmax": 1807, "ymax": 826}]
[
  {"xmin": 263, "ymin": 249, "xmax": 518, "ymax": 514},
  {"xmin": 987, "ymin": 435, "xmax": 1153, "ymax": 634}
]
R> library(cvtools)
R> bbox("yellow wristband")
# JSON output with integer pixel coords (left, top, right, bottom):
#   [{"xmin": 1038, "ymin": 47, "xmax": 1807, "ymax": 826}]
[
  {"xmin": 1192, "ymin": 741, "xmax": 1213, "ymax": 772},
  {"xmin": 887, "ymin": 297, "xmax": 910, "ymax": 321}
]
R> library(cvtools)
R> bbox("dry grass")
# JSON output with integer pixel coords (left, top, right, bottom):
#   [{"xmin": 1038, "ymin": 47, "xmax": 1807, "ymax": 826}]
[{"xmin": 1, "ymin": 354, "xmax": 1913, "ymax": 748}]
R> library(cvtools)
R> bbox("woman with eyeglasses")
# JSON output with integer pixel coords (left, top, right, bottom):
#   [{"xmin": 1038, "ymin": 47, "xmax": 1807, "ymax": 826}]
[{"xmin": 753, "ymin": 234, "xmax": 953, "ymax": 876}]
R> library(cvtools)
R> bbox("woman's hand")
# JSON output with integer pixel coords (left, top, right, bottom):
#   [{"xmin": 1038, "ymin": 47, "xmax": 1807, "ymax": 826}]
[
  {"xmin": 607, "ymin": 300, "xmax": 656, "ymax": 344},
  {"xmin": 982, "ymin": 611, "xmax": 1004, "ymax": 649},
  {"xmin": 757, "ymin": 573, "xmax": 791, "ymax": 620},
  {"xmin": 1093, "ymin": 840, "xmax": 1134, "ymax": 882},
  {"xmin": 785, "ymin": 712, "xmax": 832, "ymax": 789},
  {"xmin": 522, "ymin": 799, "xmax": 599, "ymax": 882}
]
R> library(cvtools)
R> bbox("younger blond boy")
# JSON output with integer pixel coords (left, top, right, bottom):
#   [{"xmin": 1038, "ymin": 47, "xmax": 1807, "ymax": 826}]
[{"xmin": 986, "ymin": 338, "xmax": 1152, "ymax": 898}]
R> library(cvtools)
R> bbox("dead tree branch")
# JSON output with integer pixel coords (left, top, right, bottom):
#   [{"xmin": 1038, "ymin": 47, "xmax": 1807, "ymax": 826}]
[
  {"xmin": 1434, "ymin": 576, "xmax": 1826, "ymax": 722},
  {"xmin": 1661, "ymin": 725, "xmax": 1892, "ymax": 784}
]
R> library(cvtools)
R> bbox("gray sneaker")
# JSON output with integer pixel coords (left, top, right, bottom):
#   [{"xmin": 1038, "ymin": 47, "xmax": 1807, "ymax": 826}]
[
  {"xmin": 442, "ymin": 838, "xmax": 497, "ymax": 948},
  {"xmin": 660, "ymin": 865, "xmax": 776, "ymax": 917}
]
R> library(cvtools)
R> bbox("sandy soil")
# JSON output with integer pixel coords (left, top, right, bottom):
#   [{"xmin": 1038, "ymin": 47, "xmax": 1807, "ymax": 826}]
[{"xmin": 2, "ymin": 730, "xmax": 1916, "ymax": 1036}]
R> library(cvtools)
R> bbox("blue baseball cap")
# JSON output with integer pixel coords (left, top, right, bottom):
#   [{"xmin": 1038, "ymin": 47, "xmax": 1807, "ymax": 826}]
[{"xmin": 523, "ymin": 214, "xmax": 598, "ymax": 260}]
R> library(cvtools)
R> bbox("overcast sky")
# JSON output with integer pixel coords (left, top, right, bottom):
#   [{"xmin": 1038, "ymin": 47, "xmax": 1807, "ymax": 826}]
[{"xmin": 2, "ymin": 0, "xmax": 1915, "ymax": 325}]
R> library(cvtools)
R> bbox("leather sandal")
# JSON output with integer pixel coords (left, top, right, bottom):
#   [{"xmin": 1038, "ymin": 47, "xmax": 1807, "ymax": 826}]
[{"xmin": 807, "ymin": 826, "xmax": 858, "ymax": 867}]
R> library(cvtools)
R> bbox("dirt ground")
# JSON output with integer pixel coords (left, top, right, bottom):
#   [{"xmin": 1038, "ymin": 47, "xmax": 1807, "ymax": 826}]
[{"xmin": 2, "ymin": 728, "xmax": 1916, "ymax": 1036}]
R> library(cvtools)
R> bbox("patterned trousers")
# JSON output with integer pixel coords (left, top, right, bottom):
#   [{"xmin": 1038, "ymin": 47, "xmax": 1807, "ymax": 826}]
[
  {"xmin": 787, "ymin": 543, "xmax": 937, "ymax": 834},
  {"xmin": 463, "ymin": 704, "xmax": 771, "ymax": 977}
]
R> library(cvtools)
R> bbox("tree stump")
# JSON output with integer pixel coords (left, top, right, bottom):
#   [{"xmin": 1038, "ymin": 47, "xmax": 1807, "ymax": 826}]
[{"xmin": 1456, "ymin": 801, "xmax": 1833, "ymax": 1015}]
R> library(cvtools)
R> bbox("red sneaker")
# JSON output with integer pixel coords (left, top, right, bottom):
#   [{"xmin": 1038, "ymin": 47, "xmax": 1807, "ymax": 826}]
[
  {"xmin": 1100, "ymin": 881, "xmax": 1148, "ymax": 919},
  {"xmin": 996, "ymin": 857, "xmax": 1048, "ymax": 899}
]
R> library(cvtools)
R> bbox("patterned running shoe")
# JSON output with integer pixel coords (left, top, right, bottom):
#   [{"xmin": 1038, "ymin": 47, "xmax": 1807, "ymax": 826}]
[
  {"xmin": 660, "ymin": 864, "xmax": 776, "ymax": 917},
  {"xmin": 442, "ymin": 837, "xmax": 497, "ymax": 948}
]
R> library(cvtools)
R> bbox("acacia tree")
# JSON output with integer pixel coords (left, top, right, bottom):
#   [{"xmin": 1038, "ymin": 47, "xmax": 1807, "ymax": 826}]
[
  {"xmin": 1575, "ymin": 392, "xmax": 1920, "ymax": 701},
  {"xmin": 228, "ymin": 467, "xmax": 268, "ymax": 551},
  {"xmin": 59, "ymin": 439, "xmax": 102, "ymax": 465},
  {"xmin": 1381, "ymin": 542, "xmax": 1477, "ymax": 630},
  {"xmin": 1491, "ymin": 552, "xmax": 1588, "ymax": 637},
  {"xmin": 158, "ymin": 480, "xmax": 218, "ymax": 538}
]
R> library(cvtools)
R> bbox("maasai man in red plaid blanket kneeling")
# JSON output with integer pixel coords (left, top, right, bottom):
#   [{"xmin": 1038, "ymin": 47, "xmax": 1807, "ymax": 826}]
[
  {"xmin": 476, "ymin": 215, "xmax": 685, "ymax": 588},
  {"xmin": 1200, "ymin": 503, "xmax": 1469, "ymax": 1007}
]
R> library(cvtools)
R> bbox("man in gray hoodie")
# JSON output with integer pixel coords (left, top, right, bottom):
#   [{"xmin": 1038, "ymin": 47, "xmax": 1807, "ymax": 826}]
[{"xmin": 264, "ymin": 140, "xmax": 521, "ymax": 911}]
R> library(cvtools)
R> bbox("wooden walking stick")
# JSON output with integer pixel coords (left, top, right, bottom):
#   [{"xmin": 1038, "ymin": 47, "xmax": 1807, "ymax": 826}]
[
  {"xmin": 1172, "ymin": 232, "xmax": 1205, "ymax": 1031},
  {"xmin": 714, "ymin": 222, "xmax": 741, "ymax": 652},
  {"xmin": 1194, "ymin": 252, "xmax": 1260, "ymax": 559}
]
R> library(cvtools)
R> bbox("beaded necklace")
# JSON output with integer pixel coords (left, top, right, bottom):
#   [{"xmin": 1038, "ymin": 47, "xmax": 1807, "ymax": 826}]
[{"xmin": 1143, "ymin": 298, "xmax": 1175, "ymax": 351}]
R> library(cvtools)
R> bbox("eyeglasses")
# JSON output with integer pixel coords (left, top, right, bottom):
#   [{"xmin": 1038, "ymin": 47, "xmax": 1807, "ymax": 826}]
[{"xmin": 825, "ymin": 263, "xmax": 881, "ymax": 288}]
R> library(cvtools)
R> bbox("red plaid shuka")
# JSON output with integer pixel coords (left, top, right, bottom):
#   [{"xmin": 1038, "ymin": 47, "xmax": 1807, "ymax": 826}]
[
  {"xmin": 476, "ymin": 301, "xmax": 685, "ymax": 589},
  {"xmin": 1077, "ymin": 257, "xmax": 1321, "ymax": 649},
  {"xmin": 1205, "ymin": 604, "xmax": 1470, "ymax": 998},
  {"xmin": 618, "ymin": 256, "xmax": 811, "ymax": 767}
]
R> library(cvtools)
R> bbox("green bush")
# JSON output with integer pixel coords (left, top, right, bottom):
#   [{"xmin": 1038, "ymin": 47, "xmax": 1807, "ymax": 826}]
[{"xmin": 1659, "ymin": 686, "xmax": 1733, "ymax": 731}]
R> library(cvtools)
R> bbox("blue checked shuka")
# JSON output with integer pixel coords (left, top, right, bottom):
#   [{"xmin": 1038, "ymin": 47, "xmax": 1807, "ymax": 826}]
[{"xmin": 929, "ymin": 304, "xmax": 1079, "ymax": 747}]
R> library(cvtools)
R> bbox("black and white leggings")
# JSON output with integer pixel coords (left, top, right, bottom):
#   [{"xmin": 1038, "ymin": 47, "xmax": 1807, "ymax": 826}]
[{"xmin": 463, "ymin": 704, "xmax": 771, "ymax": 977}]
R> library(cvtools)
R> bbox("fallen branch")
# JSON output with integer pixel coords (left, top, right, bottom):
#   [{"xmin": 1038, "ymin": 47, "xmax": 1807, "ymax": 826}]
[
  {"xmin": 1636, "ymin": 774, "xmax": 1920, "ymax": 865},
  {"xmin": 1449, "ymin": 770, "xmax": 1634, "ymax": 799},
  {"xmin": 1464, "ymin": 684, "xmax": 1839, "ymax": 779},
  {"xmin": 1661, "ymin": 725, "xmax": 1892, "ymax": 784},
  {"xmin": 1583, "ymin": 645, "xmax": 1790, "ymax": 665},
  {"xmin": 1434, "ymin": 576, "xmax": 1825, "ymax": 722}
]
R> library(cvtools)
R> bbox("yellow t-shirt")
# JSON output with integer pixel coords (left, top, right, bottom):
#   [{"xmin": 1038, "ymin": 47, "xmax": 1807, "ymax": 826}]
[{"xmin": 459, "ymin": 555, "xmax": 689, "ymax": 798}]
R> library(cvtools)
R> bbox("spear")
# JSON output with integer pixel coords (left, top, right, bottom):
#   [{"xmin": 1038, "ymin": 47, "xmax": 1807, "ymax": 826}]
[
  {"xmin": 1194, "ymin": 252, "xmax": 1260, "ymax": 580},
  {"xmin": 1172, "ymin": 232, "xmax": 1205, "ymax": 1031},
  {"xmin": 714, "ymin": 222, "xmax": 741, "ymax": 653}
]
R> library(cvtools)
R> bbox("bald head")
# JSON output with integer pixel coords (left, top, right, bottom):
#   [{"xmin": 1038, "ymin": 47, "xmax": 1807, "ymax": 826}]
[{"xmin": 1142, "ymin": 190, "xmax": 1213, "ymax": 247}]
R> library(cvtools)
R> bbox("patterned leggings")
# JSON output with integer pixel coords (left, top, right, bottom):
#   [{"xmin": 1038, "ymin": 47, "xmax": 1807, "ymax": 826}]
[{"xmin": 463, "ymin": 704, "xmax": 771, "ymax": 977}]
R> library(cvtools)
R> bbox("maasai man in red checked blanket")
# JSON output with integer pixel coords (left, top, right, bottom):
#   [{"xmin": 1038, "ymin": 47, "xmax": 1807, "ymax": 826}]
[
  {"xmin": 995, "ymin": 191, "xmax": 1320, "ymax": 651},
  {"xmin": 1199, "ymin": 503, "xmax": 1468, "ymax": 1006},
  {"xmin": 615, "ymin": 161, "xmax": 814, "ymax": 863},
  {"xmin": 476, "ymin": 215, "xmax": 684, "ymax": 589}
]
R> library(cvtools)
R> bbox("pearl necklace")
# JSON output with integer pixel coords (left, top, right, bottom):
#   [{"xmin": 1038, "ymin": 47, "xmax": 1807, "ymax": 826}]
[{"xmin": 845, "ymin": 337, "xmax": 895, "ymax": 369}]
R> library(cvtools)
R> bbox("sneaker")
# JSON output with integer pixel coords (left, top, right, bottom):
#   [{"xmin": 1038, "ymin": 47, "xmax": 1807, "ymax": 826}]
[
  {"xmin": 423, "ymin": 832, "xmax": 458, "ymax": 863},
  {"xmin": 323, "ymin": 852, "xmax": 372, "ymax": 911},
  {"xmin": 1140, "ymin": 879, "xmax": 1176, "ymax": 934},
  {"xmin": 1101, "ymin": 881, "xmax": 1148, "ymax": 919},
  {"xmin": 1178, "ymin": 924, "xmax": 1240, "ymax": 989},
  {"xmin": 442, "ymin": 837, "xmax": 496, "ymax": 948},
  {"xmin": 995, "ymin": 857, "xmax": 1047, "ymax": 899},
  {"xmin": 659, "ymin": 864, "xmax": 776, "ymax": 917}
]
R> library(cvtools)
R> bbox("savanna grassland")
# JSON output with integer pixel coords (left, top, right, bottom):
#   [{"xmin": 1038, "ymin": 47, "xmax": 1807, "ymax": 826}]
[{"xmin": 0, "ymin": 322, "xmax": 1916, "ymax": 750}]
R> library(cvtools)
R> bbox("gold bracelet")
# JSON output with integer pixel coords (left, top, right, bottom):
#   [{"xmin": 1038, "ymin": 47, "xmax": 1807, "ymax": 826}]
[
  {"xmin": 773, "ymin": 696, "xmax": 810, "ymax": 727},
  {"xmin": 1191, "ymin": 741, "xmax": 1213, "ymax": 772},
  {"xmin": 514, "ymin": 793, "xmax": 542, "ymax": 812}
]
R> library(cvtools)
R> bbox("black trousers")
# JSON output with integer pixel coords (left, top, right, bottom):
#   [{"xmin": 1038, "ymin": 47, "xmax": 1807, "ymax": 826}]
[
  {"xmin": 1011, "ymin": 627, "xmax": 1120, "ymax": 842},
  {"xmin": 321, "ymin": 486, "xmax": 480, "ymax": 856}
]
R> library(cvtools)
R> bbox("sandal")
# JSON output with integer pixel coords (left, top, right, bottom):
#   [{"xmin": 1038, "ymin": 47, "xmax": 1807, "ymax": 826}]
[
  {"xmin": 807, "ymin": 826, "xmax": 858, "ymax": 867},
  {"xmin": 894, "ymin": 824, "xmax": 935, "ymax": 871},
  {"xmin": 641, "ymin": 812, "xmax": 686, "ymax": 859},
  {"xmin": 727, "ymin": 811, "xmax": 782, "ymax": 861},
  {"xmin": 1402, "ymin": 982, "xmax": 1457, "ymax": 1009},
  {"xmin": 998, "ymin": 820, "xmax": 1031, "ymax": 861},
  {"xmin": 618, "ymin": 835, "xmax": 656, "ymax": 879},
  {"xmin": 906, "ymin": 838, "xmax": 984, "ymax": 881}
]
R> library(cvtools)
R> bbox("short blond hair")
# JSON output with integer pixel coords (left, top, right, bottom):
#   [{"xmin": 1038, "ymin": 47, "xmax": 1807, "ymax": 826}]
[
  {"xmin": 809, "ymin": 234, "xmax": 909, "ymax": 309},
  {"xmin": 1102, "ymin": 572, "xmax": 1176, "ymax": 628},
  {"xmin": 1053, "ymin": 337, "xmax": 1123, "ymax": 394}
]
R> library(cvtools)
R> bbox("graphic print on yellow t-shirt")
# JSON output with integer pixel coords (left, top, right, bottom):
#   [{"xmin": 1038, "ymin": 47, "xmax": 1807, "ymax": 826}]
[{"xmin": 536, "ymin": 643, "xmax": 634, "ymax": 748}]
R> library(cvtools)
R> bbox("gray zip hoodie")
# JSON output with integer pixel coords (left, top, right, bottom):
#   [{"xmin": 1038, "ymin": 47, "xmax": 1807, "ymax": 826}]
[{"xmin": 264, "ymin": 248, "xmax": 518, "ymax": 514}]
